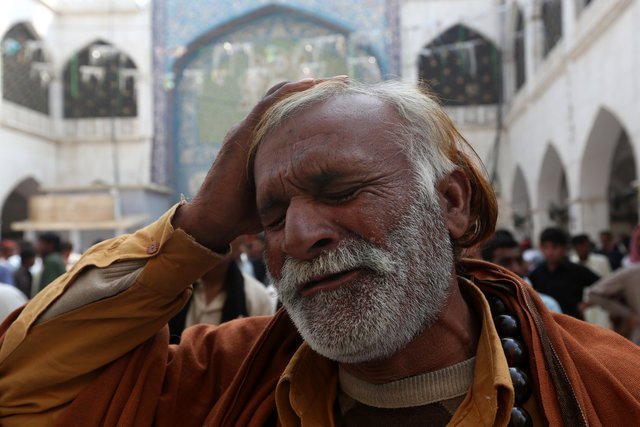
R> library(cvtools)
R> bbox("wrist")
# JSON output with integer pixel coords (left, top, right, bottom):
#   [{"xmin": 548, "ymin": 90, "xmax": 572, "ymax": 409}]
[{"xmin": 171, "ymin": 202, "xmax": 233, "ymax": 253}]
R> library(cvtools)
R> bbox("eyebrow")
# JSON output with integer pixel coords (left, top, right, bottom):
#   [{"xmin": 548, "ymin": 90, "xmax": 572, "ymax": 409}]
[{"xmin": 257, "ymin": 170, "xmax": 348, "ymax": 219}]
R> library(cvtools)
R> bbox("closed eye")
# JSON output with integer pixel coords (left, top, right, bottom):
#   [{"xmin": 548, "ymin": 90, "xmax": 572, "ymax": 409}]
[
  {"xmin": 323, "ymin": 187, "xmax": 360, "ymax": 204},
  {"xmin": 264, "ymin": 214, "xmax": 286, "ymax": 231}
]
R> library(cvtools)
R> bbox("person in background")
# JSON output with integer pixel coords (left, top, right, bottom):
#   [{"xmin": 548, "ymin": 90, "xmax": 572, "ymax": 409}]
[
  {"xmin": 530, "ymin": 227, "xmax": 599, "ymax": 319},
  {"xmin": 0, "ymin": 264, "xmax": 14, "ymax": 287},
  {"xmin": 35, "ymin": 232, "xmax": 67, "ymax": 293},
  {"xmin": 0, "ymin": 240, "xmax": 20, "ymax": 272},
  {"xmin": 61, "ymin": 241, "xmax": 82, "ymax": 271},
  {"xmin": 597, "ymin": 230, "xmax": 625, "ymax": 271},
  {"xmin": 520, "ymin": 237, "xmax": 543, "ymax": 274},
  {"xmin": 622, "ymin": 225, "xmax": 640, "ymax": 268},
  {"xmin": 13, "ymin": 246, "xmax": 35, "ymax": 299},
  {"xmin": 168, "ymin": 239, "xmax": 275, "ymax": 344},
  {"xmin": 482, "ymin": 231, "xmax": 562, "ymax": 313},
  {"xmin": 587, "ymin": 264, "xmax": 640, "ymax": 344},
  {"xmin": 571, "ymin": 234, "xmax": 612, "ymax": 277},
  {"xmin": 571, "ymin": 234, "xmax": 613, "ymax": 329},
  {"xmin": 248, "ymin": 233, "xmax": 269, "ymax": 285},
  {"xmin": 0, "ymin": 283, "xmax": 26, "ymax": 323}
]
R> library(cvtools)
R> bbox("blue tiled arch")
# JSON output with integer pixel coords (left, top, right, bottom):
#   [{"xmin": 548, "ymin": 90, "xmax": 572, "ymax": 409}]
[{"xmin": 153, "ymin": 0, "xmax": 398, "ymax": 191}]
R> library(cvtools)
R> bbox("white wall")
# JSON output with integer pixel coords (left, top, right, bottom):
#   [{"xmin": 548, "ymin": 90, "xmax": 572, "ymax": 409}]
[
  {"xmin": 0, "ymin": 126, "xmax": 56, "ymax": 205},
  {"xmin": 50, "ymin": 3, "xmax": 153, "ymax": 187},
  {"xmin": 400, "ymin": 0, "xmax": 640, "ymax": 243},
  {"xmin": 0, "ymin": 0, "xmax": 153, "ymax": 215},
  {"xmin": 503, "ymin": 0, "xmax": 639, "ymax": 240}
]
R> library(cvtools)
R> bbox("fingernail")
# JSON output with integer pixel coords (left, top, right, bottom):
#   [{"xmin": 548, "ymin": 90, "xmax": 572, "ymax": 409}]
[
  {"xmin": 333, "ymin": 75, "xmax": 349, "ymax": 79},
  {"xmin": 299, "ymin": 78, "xmax": 314, "ymax": 83}
]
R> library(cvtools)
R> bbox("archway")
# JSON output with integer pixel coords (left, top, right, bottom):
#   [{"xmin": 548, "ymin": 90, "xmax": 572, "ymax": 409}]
[
  {"xmin": 512, "ymin": 166, "xmax": 532, "ymax": 237},
  {"xmin": 538, "ymin": 144, "xmax": 569, "ymax": 230},
  {"xmin": 580, "ymin": 108, "xmax": 637, "ymax": 237},
  {"xmin": 1, "ymin": 22, "xmax": 51, "ymax": 114},
  {"xmin": 1, "ymin": 178, "xmax": 40, "ymax": 240},
  {"xmin": 608, "ymin": 133, "xmax": 637, "ymax": 234},
  {"xmin": 172, "ymin": 5, "xmax": 382, "ymax": 198},
  {"xmin": 417, "ymin": 24, "xmax": 501, "ymax": 106},
  {"xmin": 63, "ymin": 40, "xmax": 138, "ymax": 118}
]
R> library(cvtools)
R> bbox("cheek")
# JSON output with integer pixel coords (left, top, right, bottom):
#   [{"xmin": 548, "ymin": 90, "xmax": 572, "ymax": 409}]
[
  {"xmin": 264, "ymin": 235, "xmax": 285, "ymax": 280},
  {"xmin": 343, "ymin": 198, "xmax": 405, "ymax": 246}
]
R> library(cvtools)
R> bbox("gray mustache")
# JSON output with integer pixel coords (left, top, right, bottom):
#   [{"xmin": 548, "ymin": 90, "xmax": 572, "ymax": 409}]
[{"xmin": 275, "ymin": 239, "xmax": 397, "ymax": 290}]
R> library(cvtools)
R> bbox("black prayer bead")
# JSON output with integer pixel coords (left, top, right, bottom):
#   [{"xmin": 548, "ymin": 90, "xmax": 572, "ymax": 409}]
[
  {"xmin": 501, "ymin": 338, "xmax": 527, "ymax": 367},
  {"xmin": 487, "ymin": 295, "xmax": 508, "ymax": 316},
  {"xmin": 508, "ymin": 406, "xmax": 533, "ymax": 427},
  {"xmin": 510, "ymin": 367, "xmax": 532, "ymax": 405},
  {"xmin": 494, "ymin": 314, "xmax": 520, "ymax": 338}
]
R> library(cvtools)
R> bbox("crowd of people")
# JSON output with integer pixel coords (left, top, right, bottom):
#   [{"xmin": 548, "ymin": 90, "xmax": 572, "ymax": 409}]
[
  {"xmin": 479, "ymin": 226, "xmax": 640, "ymax": 344},
  {"xmin": 0, "ymin": 233, "xmax": 277, "ymax": 329},
  {"xmin": 0, "ymin": 235, "xmax": 81, "ymax": 320}
]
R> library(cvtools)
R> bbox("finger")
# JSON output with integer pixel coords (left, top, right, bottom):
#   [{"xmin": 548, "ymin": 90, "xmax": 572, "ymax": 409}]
[
  {"xmin": 264, "ymin": 80, "xmax": 290, "ymax": 98},
  {"xmin": 248, "ymin": 79, "xmax": 317, "ymax": 120},
  {"xmin": 260, "ymin": 75, "xmax": 348, "ymax": 108},
  {"xmin": 247, "ymin": 76, "xmax": 350, "ymax": 127},
  {"xmin": 313, "ymin": 75, "xmax": 349, "ymax": 84},
  {"xmin": 262, "ymin": 78, "xmax": 316, "ymax": 101}
]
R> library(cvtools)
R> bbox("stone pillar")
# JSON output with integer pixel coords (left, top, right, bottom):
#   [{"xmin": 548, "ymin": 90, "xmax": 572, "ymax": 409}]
[{"xmin": 576, "ymin": 196, "xmax": 610, "ymax": 240}]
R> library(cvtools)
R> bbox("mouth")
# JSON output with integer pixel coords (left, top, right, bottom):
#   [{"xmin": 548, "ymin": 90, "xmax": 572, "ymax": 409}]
[{"xmin": 299, "ymin": 268, "xmax": 363, "ymax": 297}]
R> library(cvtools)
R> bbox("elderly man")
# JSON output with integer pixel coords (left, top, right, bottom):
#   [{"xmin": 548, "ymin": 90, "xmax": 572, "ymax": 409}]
[{"xmin": 1, "ymin": 79, "xmax": 639, "ymax": 426}]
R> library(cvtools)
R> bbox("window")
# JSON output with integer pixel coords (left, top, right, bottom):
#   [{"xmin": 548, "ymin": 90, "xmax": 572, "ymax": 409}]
[
  {"xmin": 2, "ymin": 23, "xmax": 51, "ymax": 114},
  {"xmin": 63, "ymin": 41, "xmax": 137, "ymax": 118},
  {"xmin": 418, "ymin": 25, "xmax": 501, "ymax": 106}
]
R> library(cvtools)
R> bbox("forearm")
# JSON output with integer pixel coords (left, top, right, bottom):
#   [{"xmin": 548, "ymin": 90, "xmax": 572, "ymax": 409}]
[
  {"xmin": 587, "ymin": 293, "xmax": 633, "ymax": 318},
  {"xmin": 586, "ymin": 271, "xmax": 633, "ymax": 318},
  {"xmin": 0, "ymin": 204, "xmax": 224, "ymax": 420}
]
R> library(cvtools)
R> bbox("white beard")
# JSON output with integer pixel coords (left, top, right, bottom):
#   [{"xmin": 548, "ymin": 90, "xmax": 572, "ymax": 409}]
[{"xmin": 269, "ymin": 189, "xmax": 455, "ymax": 364}]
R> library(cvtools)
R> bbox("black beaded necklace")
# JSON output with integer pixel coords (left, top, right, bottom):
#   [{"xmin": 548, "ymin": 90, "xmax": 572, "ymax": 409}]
[{"xmin": 486, "ymin": 295, "xmax": 533, "ymax": 427}]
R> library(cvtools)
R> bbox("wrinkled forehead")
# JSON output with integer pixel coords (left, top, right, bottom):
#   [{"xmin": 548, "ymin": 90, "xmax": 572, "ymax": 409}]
[{"xmin": 253, "ymin": 93, "xmax": 403, "ymax": 160}]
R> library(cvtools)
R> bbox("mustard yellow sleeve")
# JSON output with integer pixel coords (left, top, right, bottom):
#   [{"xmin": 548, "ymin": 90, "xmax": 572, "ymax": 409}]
[{"xmin": 0, "ymin": 203, "xmax": 225, "ymax": 425}]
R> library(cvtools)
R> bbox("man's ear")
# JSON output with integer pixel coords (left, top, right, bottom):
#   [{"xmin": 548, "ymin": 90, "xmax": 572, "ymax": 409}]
[{"xmin": 436, "ymin": 169, "xmax": 472, "ymax": 240}]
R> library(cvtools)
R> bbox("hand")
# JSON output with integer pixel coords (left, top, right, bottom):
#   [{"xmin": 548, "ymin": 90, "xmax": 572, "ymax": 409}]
[
  {"xmin": 578, "ymin": 301, "xmax": 593, "ymax": 313},
  {"xmin": 172, "ymin": 78, "xmax": 328, "ymax": 251},
  {"xmin": 628, "ymin": 313, "xmax": 640, "ymax": 328}
]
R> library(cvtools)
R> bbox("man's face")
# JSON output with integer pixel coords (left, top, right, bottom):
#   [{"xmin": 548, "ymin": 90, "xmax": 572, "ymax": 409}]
[
  {"xmin": 253, "ymin": 94, "xmax": 455, "ymax": 363},
  {"xmin": 24, "ymin": 256, "xmax": 35, "ymax": 269},
  {"xmin": 492, "ymin": 246, "xmax": 524, "ymax": 277},
  {"xmin": 600, "ymin": 233, "xmax": 612, "ymax": 249},
  {"xmin": 540, "ymin": 242, "xmax": 567, "ymax": 265},
  {"xmin": 573, "ymin": 241, "xmax": 590, "ymax": 261},
  {"xmin": 36, "ymin": 240, "xmax": 49, "ymax": 257}
]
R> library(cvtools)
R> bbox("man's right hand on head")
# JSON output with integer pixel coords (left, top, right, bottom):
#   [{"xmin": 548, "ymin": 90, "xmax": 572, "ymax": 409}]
[{"xmin": 171, "ymin": 78, "xmax": 320, "ymax": 253}]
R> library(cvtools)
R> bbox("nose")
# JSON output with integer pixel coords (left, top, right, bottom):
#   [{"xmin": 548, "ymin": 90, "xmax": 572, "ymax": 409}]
[{"xmin": 282, "ymin": 198, "xmax": 341, "ymax": 260}]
